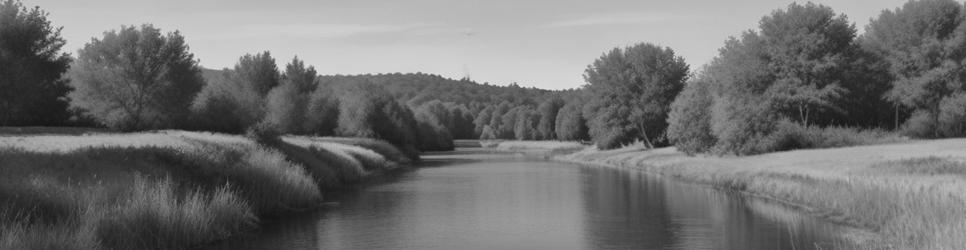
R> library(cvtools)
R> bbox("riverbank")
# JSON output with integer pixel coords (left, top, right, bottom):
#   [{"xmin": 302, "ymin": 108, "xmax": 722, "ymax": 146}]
[
  {"xmin": 0, "ymin": 130, "xmax": 410, "ymax": 249},
  {"xmin": 486, "ymin": 139, "xmax": 966, "ymax": 249}
]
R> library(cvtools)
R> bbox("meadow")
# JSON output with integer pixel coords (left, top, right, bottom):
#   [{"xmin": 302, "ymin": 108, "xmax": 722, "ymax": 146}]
[
  {"xmin": 552, "ymin": 139, "xmax": 966, "ymax": 249},
  {"xmin": 0, "ymin": 130, "xmax": 409, "ymax": 249}
]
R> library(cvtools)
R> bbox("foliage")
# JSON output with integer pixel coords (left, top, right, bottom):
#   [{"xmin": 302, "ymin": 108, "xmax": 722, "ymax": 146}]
[
  {"xmin": 192, "ymin": 52, "xmax": 280, "ymax": 133},
  {"xmin": 70, "ymin": 24, "xmax": 204, "ymax": 131},
  {"xmin": 583, "ymin": 43, "xmax": 689, "ymax": 149},
  {"xmin": 413, "ymin": 106, "xmax": 455, "ymax": 151},
  {"xmin": 513, "ymin": 107, "xmax": 540, "ymax": 140},
  {"xmin": 863, "ymin": 0, "xmax": 966, "ymax": 137},
  {"xmin": 335, "ymin": 81, "xmax": 419, "ymax": 151},
  {"xmin": 759, "ymin": 2, "xmax": 853, "ymax": 126},
  {"xmin": 479, "ymin": 125, "xmax": 497, "ymax": 140},
  {"xmin": 536, "ymin": 96, "xmax": 564, "ymax": 140},
  {"xmin": 0, "ymin": 0, "xmax": 72, "ymax": 126},
  {"xmin": 938, "ymin": 93, "xmax": 966, "ymax": 137},
  {"xmin": 304, "ymin": 85, "xmax": 340, "ymax": 136},
  {"xmin": 764, "ymin": 119, "xmax": 904, "ymax": 151},
  {"xmin": 666, "ymin": 79, "xmax": 716, "ymax": 155},
  {"xmin": 262, "ymin": 57, "xmax": 316, "ymax": 134},
  {"xmin": 554, "ymin": 102, "xmax": 589, "ymax": 141}
]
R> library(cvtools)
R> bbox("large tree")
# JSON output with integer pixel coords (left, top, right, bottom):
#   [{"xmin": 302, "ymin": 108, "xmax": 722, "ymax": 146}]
[
  {"xmin": 862, "ymin": 0, "xmax": 966, "ymax": 137},
  {"xmin": 0, "ymin": 0, "xmax": 72, "ymax": 126},
  {"xmin": 583, "ymin": 43, "xmax": 689, "ymax": 149},
  {"xmin": 758, "ymin": 2, "xmax": 854, "ymax": 126},
  {"xmin": 70, "ymin": 24, "xmax": 204, "ymax": 130}
]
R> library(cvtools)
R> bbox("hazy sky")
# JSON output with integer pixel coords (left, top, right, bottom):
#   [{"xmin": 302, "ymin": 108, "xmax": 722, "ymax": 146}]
[{"xmin": 30, "ymin": 0, "xmax": 908, "ymax": 89}]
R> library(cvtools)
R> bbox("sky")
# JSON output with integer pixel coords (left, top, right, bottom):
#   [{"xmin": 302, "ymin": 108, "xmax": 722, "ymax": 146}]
[{"xmin": 30, "ymin": 0, "xmax": 909, "ymax": 90}]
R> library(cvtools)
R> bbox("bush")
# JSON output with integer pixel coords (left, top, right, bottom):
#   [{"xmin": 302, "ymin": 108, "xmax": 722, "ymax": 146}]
[
  {"xmin": 587, "ymin": 105, "xmax": 637, "ymax": 149},
  {"xmin": 191, "ymin": 52, "xmax": 280, "ymax": 133},
  {"xmin": 480, "ymin": 125, "xmax": 497, "ymax": 140},
  {"xmin": 709, "ymin": 96, "xmax": 779, "ymax": 155},
  {"xmin": 763, "ymin": 119, "xmax": 904, "ymax": 152},
  {"xmin": 939, "ymin": 93, "xmax": 966, "ymax": 137},
  {"xmin": 901, "ymin": 110, "xmax": 936, "ymax": 138},
  {"xmin": 667, "ymin": 80, "xmax": 716, "ymax": 155}
]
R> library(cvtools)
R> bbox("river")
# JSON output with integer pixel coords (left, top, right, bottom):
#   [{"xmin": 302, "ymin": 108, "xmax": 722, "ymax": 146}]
[{"xmin": 204, "ymin": 148, "xmax": 852, "ymax": 249}]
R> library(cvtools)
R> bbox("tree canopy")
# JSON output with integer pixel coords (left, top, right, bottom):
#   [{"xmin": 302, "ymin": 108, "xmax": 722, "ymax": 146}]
[
  {"xmin": 70, "ymin": 24, "xmax": 204, "ymax": 130},
  {"xmin": 0, "ymin": 0, "xmax": 72, "ymax": 126}
]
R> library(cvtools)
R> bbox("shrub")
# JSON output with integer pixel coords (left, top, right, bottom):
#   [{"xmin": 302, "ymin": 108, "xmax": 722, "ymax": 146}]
[
  {"xmin": 667, "ymin": 80, "xmax": 716, "ymax": 155},
  {"xmin": 763, "ymin": 119, "xmax": 904, "ymax": 151},
  {"xmin": 191, "ymin": 52, "xmax": 280, "ymax": 133},
  {"xmin": 938, "ymin": 93, "xmax": 966, "ymax": 137},
  {"xmin": 709, "ymin": 96, "xmax": 779, "ymax": 155},
  {"xmin": 586, "ymin": 105, "xmax": 637, "ymax": 149},
  {"xmin": 480, "ymin": 125, "xmax": 497, "ymax": 140},
  {"xmin": 901, "ymin": 110, "xmax": 936, "ymax": 138}
]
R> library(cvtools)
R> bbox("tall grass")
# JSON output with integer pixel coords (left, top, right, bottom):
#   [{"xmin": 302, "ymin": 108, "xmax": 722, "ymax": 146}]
[
  {"xmin": 0, "ymin": 131, "xmax": 411, "ymax": 249},
  {"xmin": 93, "ymin": 176, "xmax": 256, "ymax": 250},
  {"xmin": 558, "ymin": 141, "xmax": 966, "ymax": 249}
]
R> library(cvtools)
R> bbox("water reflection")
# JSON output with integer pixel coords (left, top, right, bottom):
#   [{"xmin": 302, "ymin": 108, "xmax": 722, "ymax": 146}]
[
  {"xmin": 203, "ymin": 152, "xmax": 847, "ymax": 250},
  {"xmin": 579, "ymin": 166, "xmax": 844, "ymax": 249}
]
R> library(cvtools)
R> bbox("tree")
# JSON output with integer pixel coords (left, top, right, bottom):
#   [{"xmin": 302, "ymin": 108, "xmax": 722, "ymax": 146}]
[
  {"xmin": 536, "ymin": 97, "xmax": 564, "ymax": 140},
  {"xmin": 667, "ymin": 79, "xmax": 716, "ymax": 155},
  {"xmin": 554, "ymin": 102, "xmax": 589, "ymax": 141},
  {"xmin": 704, "ymin": 31, "xmax": 778, "ymax": 155},
  {"xmin": 473, "ymin": 106, "xmax": 494, "ymax": 135},
  {"xmin": 583, "ymin": 43, "xmax": 689, "ymax": 149},
  {"xmin": 513, "ymin": 107, "xmax": 540, "ymax": 140},
  {"xmin": 414, "ymin": 104, "xmax": 455, "ymax": 150},
  {"xmin": 336, "ymin": 81, "xmax": 418, "ymax": 150},
  {"xmin": 192, "ymin": 51, "xmax": 279, "ymax": 133},
  {"xmin": 70, "ymin": 24, "xmax": 204, "ymax": 130},
  {"xmin": 304, "ymin": 84, "xmax": 339, "ymax": 136},
  {"xmin": 263, "ymin": 57, "xmax": 317, "ymax": 134},
  {"xmin": 862, "ymin": 0, "xmax": 966, "ymax": 137},
  {"xmin": 0, "ymin": 0, "xmax": 72, "ymax": 126},
  {"xmin": 758, "ymin": 2, "xmax": 854, "ymax": 126}
]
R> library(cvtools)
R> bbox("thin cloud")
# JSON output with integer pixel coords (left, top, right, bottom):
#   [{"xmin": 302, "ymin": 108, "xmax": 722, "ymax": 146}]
[
  {"xmin": 543, "ymin": 12, "xmax": 690, "ymax": 28},
  {"xmin": 199, "ymin": 23, "xmax": 441, "ymax": 41}
]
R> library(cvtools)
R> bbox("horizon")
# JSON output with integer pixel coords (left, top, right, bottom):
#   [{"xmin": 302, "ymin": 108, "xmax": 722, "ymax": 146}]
[{"xmin": 33, "ymin": 0, "xmax": 906, "ymax": 90}]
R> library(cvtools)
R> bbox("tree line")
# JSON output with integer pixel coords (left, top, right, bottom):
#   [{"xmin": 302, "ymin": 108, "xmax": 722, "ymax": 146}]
[{"xmin": 4, "ymin": 0, "xmax": 966, "ymax": 155}]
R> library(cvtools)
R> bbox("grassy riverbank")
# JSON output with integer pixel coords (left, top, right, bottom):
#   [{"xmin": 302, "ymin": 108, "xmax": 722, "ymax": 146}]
[
  {"xmin": 549, "ymin": 139, "xmax": 966, "ymax": 249},
  {"xmin": 0, "ymin": 130, "xmax": 409, "ymax": 249}
]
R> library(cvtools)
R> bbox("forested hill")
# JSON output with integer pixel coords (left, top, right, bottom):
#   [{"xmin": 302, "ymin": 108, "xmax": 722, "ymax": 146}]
[
  {"xmin": 319, "ymin": 73, "xmax": 554, "ymax": 107},
  {"xmin": 202, "ymin": 68, "xmax": 556, "ymax": 108}
]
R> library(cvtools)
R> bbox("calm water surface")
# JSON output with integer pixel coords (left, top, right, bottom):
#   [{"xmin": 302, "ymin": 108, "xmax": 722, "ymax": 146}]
[{"xmin": 206, "ymin": 148, "xmax": 850, "ymax": 250}]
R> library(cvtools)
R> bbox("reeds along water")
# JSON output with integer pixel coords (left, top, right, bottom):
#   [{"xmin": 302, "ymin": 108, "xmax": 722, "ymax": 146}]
[{"xmin": 0, "ymin": 132, "xmax": 409, "ymax": 250}]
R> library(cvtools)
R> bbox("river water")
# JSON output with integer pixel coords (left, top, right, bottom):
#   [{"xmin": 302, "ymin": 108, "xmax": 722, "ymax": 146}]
[{"xmin": 205, "ymin": 148, "xmax": 851, "ymax": 250}]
